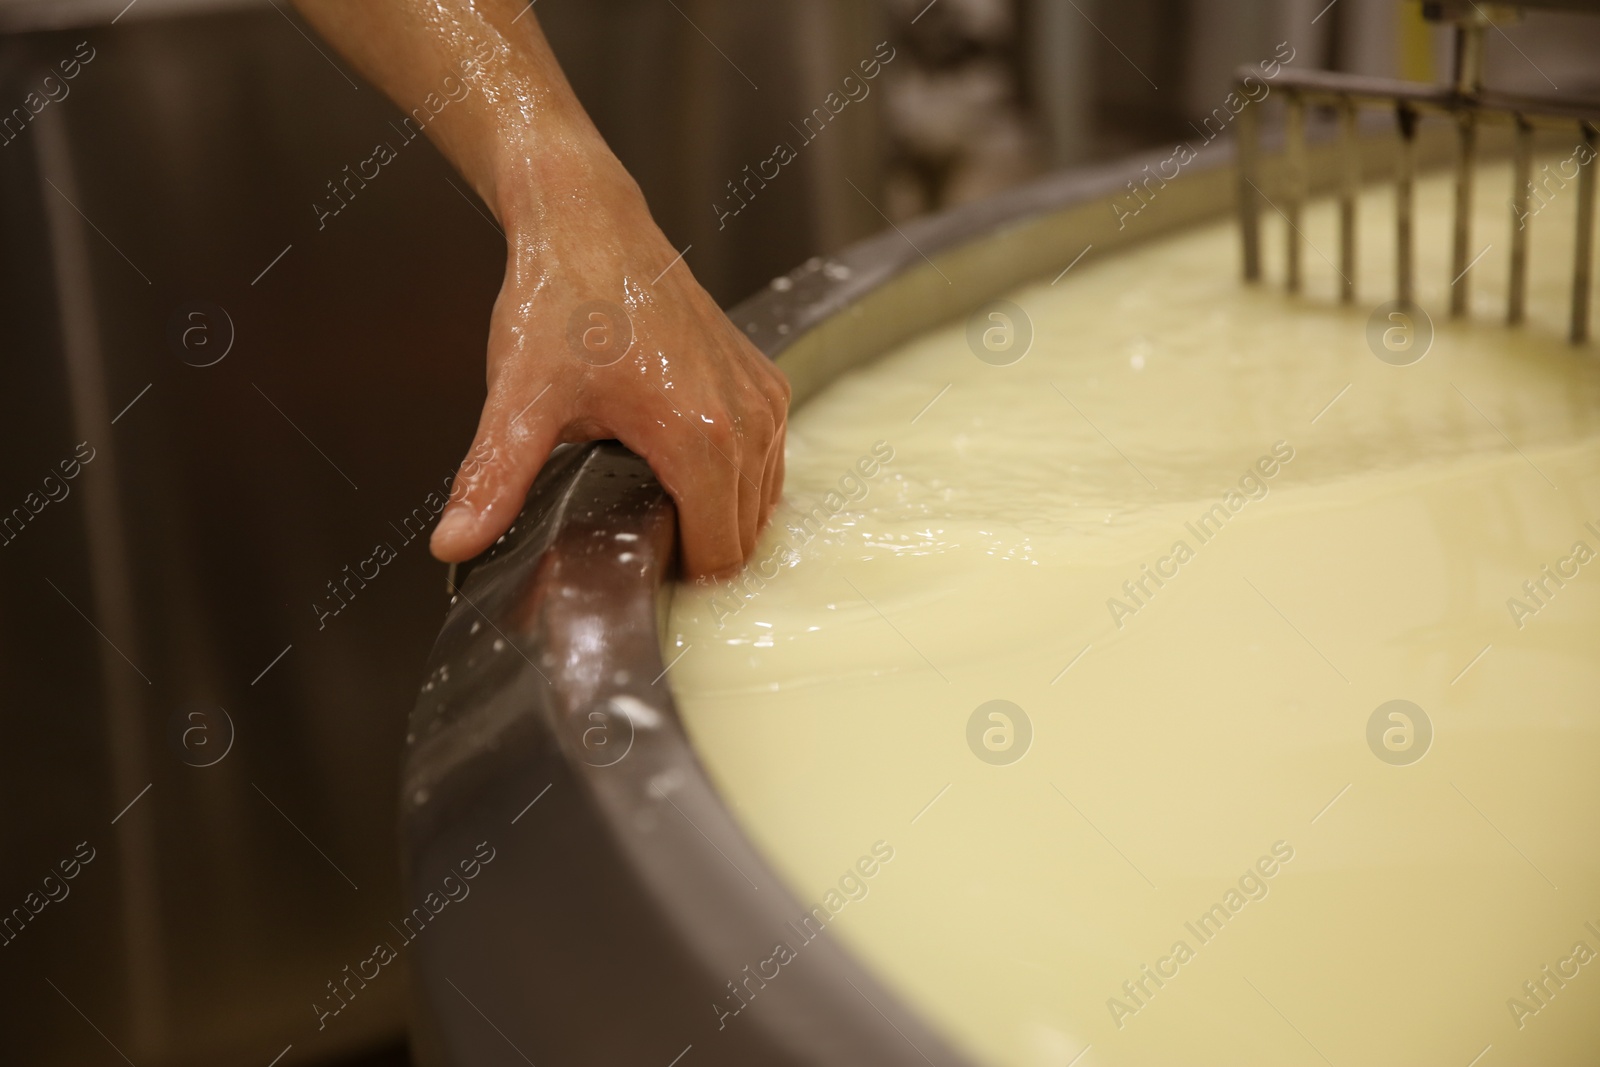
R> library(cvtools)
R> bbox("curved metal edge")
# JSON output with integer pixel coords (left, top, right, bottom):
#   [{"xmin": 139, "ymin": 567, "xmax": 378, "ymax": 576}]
[
  {"xmin": 737, "ymin": 113, "xmax": 1492, "ymax": 407},
  {"xmin": 400, "ymin": 122, "xmax": 1465, "ymax": 1065},
  {"xmin": 401, "ymin": 442, "xmax": 972, "ymax": 1066},
  {"xmin": 733, "ymin": 143, "xmax": 1224, "ymax": 375}
]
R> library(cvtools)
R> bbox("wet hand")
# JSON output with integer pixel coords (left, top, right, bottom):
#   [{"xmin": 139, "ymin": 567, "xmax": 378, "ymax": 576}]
[{"xmin": 428, "ymin": 155, "xmax": 790, "ymax": 578}]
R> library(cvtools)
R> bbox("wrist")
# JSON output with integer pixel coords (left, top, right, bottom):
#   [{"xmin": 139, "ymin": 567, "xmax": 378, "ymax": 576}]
[{"xmin": 486, "ymin": 118, "xmax": 649, "ymax": 244}]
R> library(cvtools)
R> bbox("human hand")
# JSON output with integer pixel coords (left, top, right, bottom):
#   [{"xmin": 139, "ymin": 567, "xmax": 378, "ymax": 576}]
[
  {"xmin": 287, "ymin": 0, "xmax": 789, "ymax": 580},
  {"xmin": 429, "ymin": 153, "xmax": 791, "ymax": 578}
]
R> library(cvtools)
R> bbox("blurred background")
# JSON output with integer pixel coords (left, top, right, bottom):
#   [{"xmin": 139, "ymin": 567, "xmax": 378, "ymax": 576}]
[{"xmin": 0, "ymin": 1, "xmax": 1596, "ymax": 1065}]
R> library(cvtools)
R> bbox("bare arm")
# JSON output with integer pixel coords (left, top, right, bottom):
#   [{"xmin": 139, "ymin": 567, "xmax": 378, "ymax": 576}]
[{"xmin": 290, "ymin": 0, "xmax": 789, "ymax": 578}]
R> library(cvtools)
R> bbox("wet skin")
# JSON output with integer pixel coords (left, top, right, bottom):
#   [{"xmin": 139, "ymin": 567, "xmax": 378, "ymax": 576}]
[{"xmin": 292, "ymin": 0, "xmax": 790, "ymax": 578}]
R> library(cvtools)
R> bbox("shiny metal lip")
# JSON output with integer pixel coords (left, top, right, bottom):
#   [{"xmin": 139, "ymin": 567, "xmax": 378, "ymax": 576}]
[{"xmin": 396, "ymin": 121, "xmax": 1492, "ymax": 1065}]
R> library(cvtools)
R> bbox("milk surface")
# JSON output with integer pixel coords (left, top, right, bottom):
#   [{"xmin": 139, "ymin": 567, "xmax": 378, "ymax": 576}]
[{"xmin": 666, "ymin": 158, "xmax": 1600, "ymax": 1066}]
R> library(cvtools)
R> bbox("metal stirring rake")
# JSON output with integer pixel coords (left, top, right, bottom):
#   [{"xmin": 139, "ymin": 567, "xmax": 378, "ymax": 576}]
[{"xmin": 1236, "ymin": 0, "xmax": 1600, "ymax": 343}]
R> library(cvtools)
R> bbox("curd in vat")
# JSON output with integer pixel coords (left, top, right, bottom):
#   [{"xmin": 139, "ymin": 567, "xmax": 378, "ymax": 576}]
[{"xmin": 666, "ymin": 158, "xmax": 1600, "ymax": 1066}]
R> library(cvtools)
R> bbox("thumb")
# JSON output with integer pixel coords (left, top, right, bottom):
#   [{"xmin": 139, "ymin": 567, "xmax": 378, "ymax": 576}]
[{"xmin": 430, "ymin": 389, "xmax": 561, "ymax": 563}]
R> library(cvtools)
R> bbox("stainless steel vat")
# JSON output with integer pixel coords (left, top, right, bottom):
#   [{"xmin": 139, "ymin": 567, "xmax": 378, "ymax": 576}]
[
  {"xmin": 399, "ymin": 95, "xmax": 1511, "ymax": 1066},
  {"xmin": 1, "ymin": 1, "xmax": 1557, "ymax": 1063}
]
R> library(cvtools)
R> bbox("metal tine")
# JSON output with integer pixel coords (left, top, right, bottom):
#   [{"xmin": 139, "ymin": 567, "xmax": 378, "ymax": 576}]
[
  {"xmin": 1451, "ymin": 14, "xmax": 1483, "ymax": 319},
  {"xmin": 1284, "ymin": 91, "xmax": 1307, "ymax": 293},
  {"xmin": 1338, "ymin": 97, "xmax": 1359, "ymax": 304},
  {"xmin": 1450, "ymin": 109, "xmax": 1477, "ymax": 317},
  {"xmin": 1509, "ymin": 115, "xmax": 1533, "ymax": 325},
  {"xmin": 1238, "ymin": 85, "xmax": 1262, "ymax": 283},
  {"xmin": 1396, "ymin": 103, "xmax": 1418, "ymax": 305},
  {"xmin": 1574, "ymin": 122, "xmax": 1598, "ymax": 344},
  {"xmin": 1232, "ymin": 24, "xmax": 1600, "ymax": 346}
]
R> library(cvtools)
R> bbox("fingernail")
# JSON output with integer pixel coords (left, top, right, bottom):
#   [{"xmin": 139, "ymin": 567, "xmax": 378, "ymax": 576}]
[{"xmin": 433, "ymin": 508, "xmax": 476, "ymax": 544}]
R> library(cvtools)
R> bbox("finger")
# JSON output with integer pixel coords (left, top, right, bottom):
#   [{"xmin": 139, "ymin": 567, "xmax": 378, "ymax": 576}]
[
  {"xmin": 647, "ymin": 425, "xmax": 745, "ymax": 580},
  {"xmin": 735, "ymin": 411, "xmax": 772, "ymax": 560},
  {"xmin": 757, "ymin": 361, "xmax": 790, "ymax": 527},
  {"xmin": 760, "ymin": 411, "xmax": 786, "ymax": 530},
  {"xmin": 758, "ymin": 423, "xmax": 781, "ymax": 533},
  {"xmin": 765, "ymin": 357, "xmax": 793, "ymax": 411},
  {"xmin": 770, "ymin": 421, "xmax": 787, "ymax": 525},
  {"xmin": 430, "ymin": 396, "xmax": 561, "ymax": 563}
]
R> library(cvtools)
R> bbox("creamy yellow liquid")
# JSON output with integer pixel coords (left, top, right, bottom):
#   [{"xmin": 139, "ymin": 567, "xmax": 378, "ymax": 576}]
[{"xmin": 667, "ymin": 158, "xmax": 1600, "ymax": 1066}]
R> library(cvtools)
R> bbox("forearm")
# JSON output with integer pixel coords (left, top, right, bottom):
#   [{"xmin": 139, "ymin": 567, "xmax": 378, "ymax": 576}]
[
  {"xmin": 288, "ymin": 0, "xmax": 638, "ymax": 232},
  {"xmin": 291, "ymin": 0, "xmax": 789, "ymax": 576}
]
